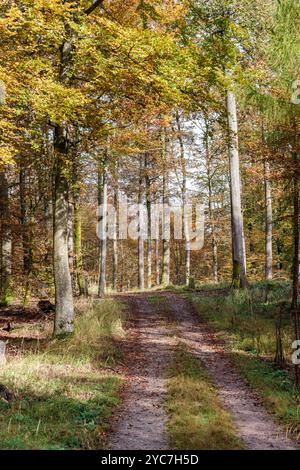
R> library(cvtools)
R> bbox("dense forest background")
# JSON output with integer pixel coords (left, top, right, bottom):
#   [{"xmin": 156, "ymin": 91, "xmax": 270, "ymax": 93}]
[
  {"xmin": 0, "ymin": 0, "xmax": 300, "ymax": 452},
  {"xmin": 0, "ymin": 0, "xmax": 299, "ymax": 332}
]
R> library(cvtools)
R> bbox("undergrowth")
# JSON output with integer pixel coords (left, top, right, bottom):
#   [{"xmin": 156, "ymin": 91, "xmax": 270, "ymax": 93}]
[
  {"xmin": 0, "ymin": 298, "xmax": 126, "ymax": 450},
  {"xmin": 188, "ymin": 282, "xmax": 300, "ymax": 442}
]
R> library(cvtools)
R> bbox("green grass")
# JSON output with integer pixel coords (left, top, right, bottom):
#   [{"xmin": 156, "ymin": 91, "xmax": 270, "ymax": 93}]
[
  {"xmin": 195, "ymin": 280, "xmax": 231, "ymax": 291},
  {"xmin": 232, "ymin": 354, "xmax": 300, "ymax": 439},
  {"xmin": 190, "ymin": 284, "xmax": 293, "ymax": 358},
  {"xmin": 0, "ymin": 298, "xmax": 126, "ymax": 450},
  {"xmin": 165, "ymin": 344, "xmax": 243, "ymax": 450},
  {"xmin": 188, "ymin": 282, "xmax": 300, "ymax": 442}
]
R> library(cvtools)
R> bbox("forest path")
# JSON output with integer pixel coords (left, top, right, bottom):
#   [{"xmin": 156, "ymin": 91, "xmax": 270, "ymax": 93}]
[
  {"xmin": 109, "ymin": 294, "xmax": 172, "ymax": 450},
  {"xmin": 109, "ymin": 291, "xmax": 296, "ymax": 451}
]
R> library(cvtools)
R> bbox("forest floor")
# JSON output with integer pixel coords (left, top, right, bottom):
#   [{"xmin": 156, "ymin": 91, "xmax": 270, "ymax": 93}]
[
  {"xmin": 0, "ymin": 287, "xmax": 298, "ymax": 450},
  {"xmin": 109, "ymin": 290, "xmax": 297, "ymax": 450},
  {"xmin": 0, "ymin": 298, "xmax": 125, "ymax": 449}
]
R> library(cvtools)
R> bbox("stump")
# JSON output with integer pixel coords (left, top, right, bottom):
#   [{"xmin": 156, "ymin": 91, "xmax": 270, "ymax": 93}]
[{"xmin": 0, "ymin": 384, "xmax": 14, "ymax": 402}]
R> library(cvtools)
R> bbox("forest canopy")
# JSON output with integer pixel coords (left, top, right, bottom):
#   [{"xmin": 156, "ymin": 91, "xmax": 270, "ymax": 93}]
[{"xmin": 0, "ymin": 0, "xmax": 299, "ymax": 335}]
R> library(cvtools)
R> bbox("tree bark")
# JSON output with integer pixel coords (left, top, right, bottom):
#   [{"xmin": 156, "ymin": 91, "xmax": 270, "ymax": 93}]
[
  {"xmin": 145, "ymin": 154, "xmax": 152, "ymax": 289},
  {"xmin": 138, "ymin": 155, "xmax": 145, "ymax": 290},
  {"xmin": 73, "ymin": 191, "xmax": 86, "ymax": 296},
  {"xmin": 19, "ymin": 165, "xmax": 33, "ymax": 304},
  {"xmin": 226, "ymin": 90, "xmax": 248, "ymax": 288},
  {"xmin": 53, "ymin": 18, "xmax": 75, "ymax": 335},
  {"xmin": 0, "ymin": 171, "xmax": 12, "ymax": 306},
  {"xmin": 175, "ymin": 112, "xmax": 190, "ymax": 286},
  {"xmin": 291, "ymin": 147, "xmax": 300, "ymax": 387},
  {"xmin": 67, "ymin": 195, "xmax": 75, "ymax": 290},
  {"xmin": 53, "ymin": 129, "xmax": 74, "ymax": 336},
  {"xmin": 206, "ymin": 150, "xmax": 218, "ymax": 283},
  {"xmin": 291, "ymin": 152, "xmax": 299, "ymax": 310},
  {"xmin": 98, "ymin": 153, "xmax": 108, "ymax": 297},
  {"xmin": 264, "ymin": 160, "xmax": 273, "ymax": 281},
  {"xmin": 155, "ymin": 239, "xmax": 160, "ymax": 286},
  {"xmin": 204, "ymin": 118, "xmax": 218, "ymax": 283},
  {"xmin": 112, "ymin": 185, "xmax": 118, "ymax": 291},
  {"xmin": 161, "ymin": 129, "xmax": 170, "ymax": 286},
  {"xmin": 120, "ymin": 240, "xmax": 124, "ymax": 292}
]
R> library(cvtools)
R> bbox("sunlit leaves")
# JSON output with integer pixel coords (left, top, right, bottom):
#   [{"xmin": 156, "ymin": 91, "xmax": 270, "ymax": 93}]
[{"xmin": 32, "ymin": 80, "xmax": 88, "ymax": 124}]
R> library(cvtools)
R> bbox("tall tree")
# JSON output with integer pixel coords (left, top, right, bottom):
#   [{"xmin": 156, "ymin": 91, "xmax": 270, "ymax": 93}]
[
  {"xmin": 175, "ymin": 112, "xmax": 190, "ymax": 286},
  {"xmin": 0, "ymin": 171, "xmax": 12, "ymax": 306},
  {"xmin": 138, "ymin": 155, "xmax": 145, "ymax": 290},
  {"xmin": 204, "ymin": 119, "xmax": 219, "ymax": 283},
  {"xmin": 264, "ymin": 158, "xmax": 273, "ymax": 281},
  {"xmin": 98, "ymin": 152, "xmax": 108, "ymax": 297},
  {"xmin": 226, "ymin": 91, "xmax": 248, "ymax": 288},
  {"xmin": 161, "ymin": 129, "xmax": 170, "ymax": 286},
  {"xmin": 145, "ymin": 153, "xmax": 153, "ymax": 289}
]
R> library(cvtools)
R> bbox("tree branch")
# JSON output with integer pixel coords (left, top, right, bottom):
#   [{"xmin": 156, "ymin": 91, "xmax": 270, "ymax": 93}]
[{"xmin": 85, "ymin": 0, "xmax": 105, "ymax": 16}]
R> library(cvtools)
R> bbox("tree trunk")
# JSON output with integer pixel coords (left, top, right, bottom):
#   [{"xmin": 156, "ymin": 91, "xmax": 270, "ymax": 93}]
[
  {"xmin": 204, "ymin": 119, "xmax": 218, "ymax": 283},
  {"xmin": 67, "ymin": 196, "xmax": 75, "ymax": 291},
  {"xmin": 138, "ymin": 155, "xmax": 145, "ymax": 290},
  {"xmin": 291, "ymin": 152, "xmax": 299, "ymax": 310},
  {"xmin": 161, "ymin": 130, "xmax": 170, "ymax": 286},
  {"xmin": 208, "ymin": 171, "xmax": 218, "ymax": 283},
  {"xmin": 73, "ymin": 193, "xmax": 86, "ymax": 296},
  {"xmin": 175, "ymin": 112, "xmax": 190, "ymax": 286},
  {"xmin": 291, "ymin": 148, "xmax": 300, "ymax": 387},
  {"xmin": 264, "ymin": 160, "xmax": 273, "ymax": 281},
  {"xmin": 98, "ymin": 153, "xmax": 108, "ymax": 297},
  {"xmin": 19, "ymin": 165, "xmax": 33, "ymax": 303},
  {"xmin": 0, "ymin": 171, "xmax": 12, "ymax": 306},
  {"xmin": 112, "ymin": 185, "xmax": 118, "ymax": 291},
  {"xmin": 120, "ymin": 240, "xmax": 124, "ymax": 292},
  {"xmin": 53, "ymin": 128, "xmax": 74, "ymax": 336},
  {"xmin": 145, "ymin": 154, "xmax": 152, "ymax": 289},
  {"xmin": 53, "ymin": 24, "xmax": 75, "ymax": 335},
  {"xmin": 226, "ymin": 90, "xmax": 248, "ymax": 288},
  {"xmin": 155, "ymin": 239, "xmax": 160, "ymax": 285}
]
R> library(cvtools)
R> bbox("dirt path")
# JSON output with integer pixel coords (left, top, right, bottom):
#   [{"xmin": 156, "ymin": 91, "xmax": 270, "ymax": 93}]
[
  {"xmin": 109, "ymin": 291, "xmax": 297, "ymax": 451},
  {"xmin": 109, "ymin": 295, "xmax": 172, "ymax": 450},
  {"xmin": 162, "ymin": 292, "xmax": 296, "ymax": 450}
]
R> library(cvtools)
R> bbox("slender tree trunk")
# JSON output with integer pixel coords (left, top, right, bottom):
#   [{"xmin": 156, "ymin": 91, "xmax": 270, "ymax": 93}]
[
  {"xmin": 292, "ymin": 152, "xmax": 300, "ymax": 310},
  {"xmin": 291, "ymin": 147, "xmax": 300, "ymax": 386},
  {"xmin": 226, "ymin": 90, "xmax": 248, "ymax": 288},
  {"xmin": 204, "ymin": 120, "xmax": 218, "ymax": 283},
  {"xmin": 184, "ymin": 234, "xmax": 191, "ymax": 286},
  {"xmin": 155, "ymin": 239, "xmax": 160, "ymax": 285},
  {"xmin": 98, "ymin": 153, "xmax": 108, "ymax": 297},
  {"xmin": 19, "ymin": 165, "xmax": 33, "ymax": 303},
  {"xmin": 264, "ymin": 160, "xmax": 273, "ymax": 281},
  {"xmin": 0, "ymin": 171, "xmax": 12, "ymax": 306},
  {"xmin": 208, "ymin": 176, "xmax": 218, "ymax": 283},
  {"xmin": 161, "ymin": 130, "xmax": 170, "ymax": 286},
  {"xmin": 67, "ymin": 195, "xmax": 75, "ymax": 291},
  {"xmin": 70, "ymin": 137, "xmax": 86, "ymax": 297},
  {"xmin": 176, "ymin": 112, "xmax": 190, "ymax": 285},
  {"xmin": 174, "ymin": 242, "xmax": 181, "ymax": 284},
  {"xmin": 112, "ymin": 185, "xmax": 118, "ymax": 291},
  {"xmin": 145, "ymin": 154, "xmax": 152, "ymax": 289},
  {"xmin": 138, "ymin": 155, "xmax": 145, "ymax": 290},
  {"xmin": 19, "ymin": 167, "xmax": 32, "ymax": 275},
  {"xmin": 120, "ymin": 240, "xmax": 125, "ymax": 292},
  {"xmin": 73, "ymin": 192, "xmax": 86, "ymax": 296}
]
